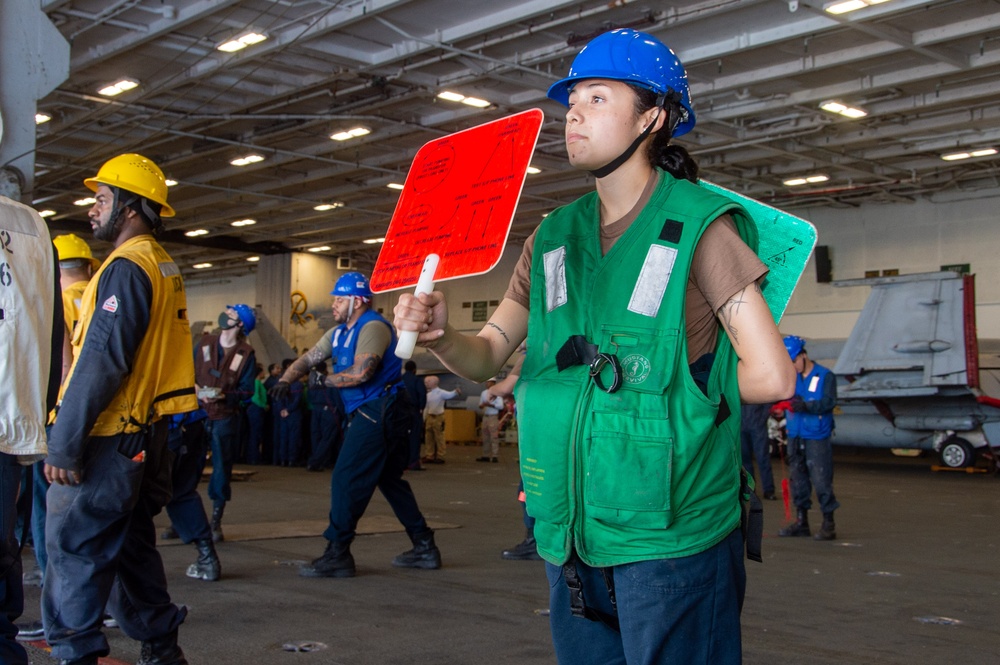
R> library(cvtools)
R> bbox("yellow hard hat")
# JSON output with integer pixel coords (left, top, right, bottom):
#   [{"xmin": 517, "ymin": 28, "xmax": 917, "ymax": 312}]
[
  {"xmin": 53, "ymin": 233, "xmax": 101, "ymax": 270},
  {"xmin": 83, "ymin": 153, "xmax": 175, "ymax": 218}
]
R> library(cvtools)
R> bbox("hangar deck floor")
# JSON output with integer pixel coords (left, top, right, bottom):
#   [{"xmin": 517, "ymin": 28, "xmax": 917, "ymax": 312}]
[{"xmin": 19, "ymin": 445, "xmax": 1000, "ymax": 665}]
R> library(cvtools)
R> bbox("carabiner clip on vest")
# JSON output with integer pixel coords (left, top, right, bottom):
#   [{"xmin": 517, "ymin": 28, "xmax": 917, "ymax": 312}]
[
  {"xmin": 555, "ymin": 335, "xmax": 623, "ymax": 394},
  {"xmin": 589, "ymin": 353, "xmax": 623, "ymax": 394}
]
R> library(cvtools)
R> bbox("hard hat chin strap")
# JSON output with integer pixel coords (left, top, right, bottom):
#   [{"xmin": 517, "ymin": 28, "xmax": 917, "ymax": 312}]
[
  {"xmin": 588, "ymin": 110, "xmax": 660, "ymax": 179},
  {"xmin": 114, "ymin": 188, "xmax": 163, "ymax": 233},
  {"xmin": 588, "ymin": 91, "xmax": 685, "ymax": 179}
]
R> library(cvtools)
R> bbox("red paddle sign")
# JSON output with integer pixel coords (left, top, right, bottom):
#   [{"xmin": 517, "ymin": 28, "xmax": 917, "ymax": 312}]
[{"xmin": 370, "ymin": 108, "xmax": 544, "ymax": 293}]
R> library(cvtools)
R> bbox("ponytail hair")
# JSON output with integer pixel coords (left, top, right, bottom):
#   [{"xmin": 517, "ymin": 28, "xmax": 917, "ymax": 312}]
[{"xmin": 631, "ymin": 86, "xmax": 700, "ymax": 183}]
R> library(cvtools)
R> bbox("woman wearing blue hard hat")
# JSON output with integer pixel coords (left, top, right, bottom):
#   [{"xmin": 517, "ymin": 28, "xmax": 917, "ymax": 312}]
[{"xmin": 394, "ymin": 28, "xmax": 794, "ymax": 663}]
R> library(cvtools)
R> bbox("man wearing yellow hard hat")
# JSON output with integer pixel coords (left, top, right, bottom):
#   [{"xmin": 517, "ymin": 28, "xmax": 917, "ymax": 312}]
[
  {"xmin": 16, "ymin": 234, "xmax": 100, "ymax": 639},
  {"xmin": 52, "ymin": 234, "xmax": 100, "ymax": 378},
  {"xmin": 42, "ymin": 154, "xmax": 197, "ymax": 665}
]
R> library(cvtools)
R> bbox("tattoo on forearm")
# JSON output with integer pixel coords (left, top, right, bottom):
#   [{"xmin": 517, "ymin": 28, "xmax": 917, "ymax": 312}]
[
  {"xmin": 718, "ymin": 286, "xmax": 751, "ymax": 346},
  {"xmin": 289, "ymin": 347, "xmax": 326, "ymax": 379},
  {"xmin": 486, "ymin": 322, "xmax": 510, "ymax": 344},
  {"xmin": 328, "ymin": 354, "xmax": 380, "ymax": 387}
]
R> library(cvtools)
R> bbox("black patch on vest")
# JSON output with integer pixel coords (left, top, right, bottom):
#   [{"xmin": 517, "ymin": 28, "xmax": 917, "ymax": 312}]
[
  {"xmin": 659, "ymin": 219, "xmax": 683, "ymax": 244},
  {"xmin": 715, "ymin": 394, "xmax": 731, "ymax": 427}
]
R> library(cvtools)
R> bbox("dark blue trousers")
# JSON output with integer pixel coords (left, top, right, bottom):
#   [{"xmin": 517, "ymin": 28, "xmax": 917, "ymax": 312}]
[
  {"xmin": 165, "ymin": 419, "xmax": 212, "ymax": 543},
  {"xmin": 741, "ymin": 420, "xmax": 775, "ymax": 496},
  {"xmin": 787, "ymin": 436, "xmax": 840, "ymax": 514},
  {"xmin": 42, "ymin": 426, "xmax": 185, "ymax": 662},
  {"xmin": 0, "ymin": 453, "xmax": 27, "ymax": 665},
  {"xmin": 323, "ymin": 393, "xmax": 428, "ymax": 544},
  {"xmin": 275, "ymin": 412, "xmax": 302, "ymax": 466},
  {"xmin": 244, "ymin": 404, "xmax": 266, "ymax": 465},
  {"xmin": 406, "ymin": 410, "xmax": 424, "ymax": 468},
  {"xmin": 30, "ymin": 459, "xmax": 50, "ymax": 574},
  {"xmin": 308, "ymin": 406, "xmax": 342, "ymax": 470},
  {"xmin": 545, "ymin": 528, "xmax": 745, "ymax": 665},
  {"xmin": 206, "ymin": 414, "xmax": 239, "ymax": 507}
]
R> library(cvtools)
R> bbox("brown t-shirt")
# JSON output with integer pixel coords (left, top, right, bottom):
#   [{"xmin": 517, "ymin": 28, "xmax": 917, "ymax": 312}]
[{"xmin": 504, "ymin": 172, "xmax": 767, "ymax": 363}]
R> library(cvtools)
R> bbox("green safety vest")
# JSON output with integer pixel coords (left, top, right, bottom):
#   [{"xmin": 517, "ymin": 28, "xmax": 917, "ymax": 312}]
[{"xmin": 514, "ymin": 170, "xmax": 758, "ymax": 568}]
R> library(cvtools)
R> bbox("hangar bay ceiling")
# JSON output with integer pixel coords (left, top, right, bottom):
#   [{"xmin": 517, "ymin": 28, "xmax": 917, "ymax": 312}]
[{"xmin": 30, "ymin": 0, "xmax": 1000, "ymax": 281}]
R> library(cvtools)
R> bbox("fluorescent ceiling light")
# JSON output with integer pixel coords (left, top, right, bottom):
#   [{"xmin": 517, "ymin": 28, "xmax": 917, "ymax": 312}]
[
  {"xmin": 35, "ymin": 113, "xmax": 51, "ymax": 125},
  {"xmin": 387, "ymin": 183, "xmax": 404, "ymax": 190},
  {"xmin": 825, "ymin": 0, "xmax": 891, "ymax": 15},
  {"xmin": 314, "ymin": 202, "xmax": 344, "ymax": 211},
  {"xmin": 942, "ymin": 147, "xmax": 997, "ymax": 161},
  {"xmin": 436, "ymin": 90, "xmax": 490, "ymax": 108},
  {"xmin": 184, "ymin": 229, "xmax": 209, "ymax": 237},
  {"xmin": 246, "ymin": 256, "xmax": 260, "ymax": 262},
  {"xmin": 783, "ymin": 175, "xmax": 828, "ymax": 186},
  {"xmin": 820, "ymin": 100, "xmax": 867, "ymax": 119},
  {"xmin": 193, "ymin": 263, "xmax": 212, "ymax": 269},
  {"xmin": 230, "ymin": 218, "xmax": 256, "ymax": 227},
  {"xmin": 217, "ymin": 32, "xmax": 267, "ymax": 53},
  {"xmin": 164, "ymin": 179, "xmax": 177, "ymax": 187},
  {"xmin": 98, "ymin": 79, "xmax": 138, "ymax": 97},
  {"xmin": 74, "ymin": 197, "xmax": 96, "ymax": 206},
  {"xmin": 526, "ymin": 166, "xmax": 541, "ymax": 175},
  {"xmin": 307, "ymin": 246, "xmax": 331, "ymax": 252},
  {"xmin": 330, "ymin": 127, "xmax": 370, "ymax": 141},
  {"xmin": 230, "ymin": 154, "xmax": 264, "ymax": 166},
  {"xmin": 363, "ymin": 237, "xmax": 385, "ymax": 244},
  {"xmin": 38, "ymin": 209, "xmax": 56, "ymax": 218}
]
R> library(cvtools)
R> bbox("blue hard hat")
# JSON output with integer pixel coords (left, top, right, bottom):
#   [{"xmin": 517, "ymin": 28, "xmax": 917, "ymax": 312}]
[
  {"xmin": 228, "ymin": 304, "xmax": 256, "ymax": 334},
  {"xmin": 331, "ymin": 271, "xmax": 372, "ymax": 298},
  {"xmin": 546, "ymin": 28, "xmax": 696, "ymax": 138},
  {"xmin": 783, "ymin": 335, "xmax": 806, "ymax": 360}
]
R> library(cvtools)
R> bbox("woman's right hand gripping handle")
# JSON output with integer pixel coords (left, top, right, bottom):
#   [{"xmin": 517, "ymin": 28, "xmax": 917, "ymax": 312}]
[{"xmin": 393, "ymin": 290, "xmax": 450, "ymax": 351}]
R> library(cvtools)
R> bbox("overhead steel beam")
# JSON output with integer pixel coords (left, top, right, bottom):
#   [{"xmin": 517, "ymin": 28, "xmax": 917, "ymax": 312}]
[
  {"xmin": 66, "ymin": 0, "xmax": 243, "ymax": 71},
  {"xmin": 0, "ymin": 0, "xmax": 69, "ymax": 199}
]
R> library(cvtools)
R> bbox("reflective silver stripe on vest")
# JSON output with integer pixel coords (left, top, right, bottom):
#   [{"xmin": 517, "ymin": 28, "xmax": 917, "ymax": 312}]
[
  {"xmin": 627, "ymin": 245, "xmax": 677, "ymax": 318},
  {"xmin": 158, "ymin": 261, "xmax": 180, "ymax": 277},
  {"xmin": 543, "ymin": 246, "xmax": 568, "ymax": 312}
]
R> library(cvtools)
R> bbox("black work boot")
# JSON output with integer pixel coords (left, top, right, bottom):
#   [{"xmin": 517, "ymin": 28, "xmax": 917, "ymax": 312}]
[
  {"xmin": 211, "ymin": 504, "xmax": 224, "ymax": 543},
  {"xmin": 186, "ymin": 538, "xmax": 221, "ymax": 581},
  {"xmin": 136, "ymin": 628, "xmax": 188, "ymax": 665},
  {"xmin": 778, "ymin": 509, "xmax": 811, "ymax": 537},
  {"xmin": 299, "ymin": 540, "xmax": 355, "ymax": 578},
  {"xmin": 392, "ymin": 530, "xmax": 442, "ymax": 569},
  {"xmin": 814, "ymin": 512, "xmax": 836, "ymax": 541},
  {"xmin": 501, "ymin": 528, "xmax": 542, "ymax": 561}
]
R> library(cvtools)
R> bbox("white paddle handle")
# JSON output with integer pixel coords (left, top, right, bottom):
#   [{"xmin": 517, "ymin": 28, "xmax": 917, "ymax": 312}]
[{"xmin": 395, "ymin": 254, "xmax": 440, "ymax": 360}]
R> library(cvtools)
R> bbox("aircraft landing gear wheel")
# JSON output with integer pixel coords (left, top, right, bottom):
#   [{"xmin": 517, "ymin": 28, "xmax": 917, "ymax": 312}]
[{"xmin": 939, "ymin": 437, "xmax": 975, "ymax": 469}]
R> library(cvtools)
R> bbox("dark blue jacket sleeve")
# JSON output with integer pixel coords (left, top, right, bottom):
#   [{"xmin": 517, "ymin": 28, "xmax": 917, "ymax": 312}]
[
  {"xmin": 46, "ymin": 259, "xmax": 152, "ymax": 471},
  {"xmin": 805, "ymin": 371, "xmax": 838, "ymax": 415},
  {"xmin": 47, "ymin": 243, "xmax": 65, "ymax": 412},
  {"xmin": 416, "ymin": 379, "xmax": 427, "ymax": 410}
]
